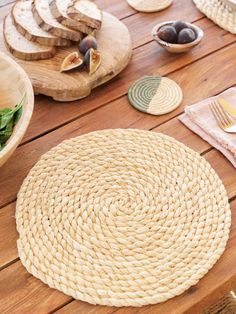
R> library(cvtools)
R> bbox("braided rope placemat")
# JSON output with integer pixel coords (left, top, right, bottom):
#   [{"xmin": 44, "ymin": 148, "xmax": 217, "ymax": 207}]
[
  {"xmin": 193, "ymin": 0, "xmax": 236, "ymax": 34},
  {"xmin": 16, "ymin": 129, "xmax": 231, "ymax": 307},
  {"xmin": 127, "ymin": 0, "xmax": 172, "ymax": 12},
  {"xmin": 128, "ymin": 76, "xmax": 183, "ymax": 115}
]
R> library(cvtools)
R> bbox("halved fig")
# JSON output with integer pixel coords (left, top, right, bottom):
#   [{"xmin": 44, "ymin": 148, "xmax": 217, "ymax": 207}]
[
  {"xmin": 60, "ymin": 51, "xmax": 83, "ymax": 72},
  {"xmin": 84, "ymin": 48, "xmax": 101, "ymax": 75}
]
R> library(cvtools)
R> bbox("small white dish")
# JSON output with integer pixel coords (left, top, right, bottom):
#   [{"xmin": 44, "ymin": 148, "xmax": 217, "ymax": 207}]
[{"xmin": 152, "ymin": 21, "xmax": 204, "ymax": 54}]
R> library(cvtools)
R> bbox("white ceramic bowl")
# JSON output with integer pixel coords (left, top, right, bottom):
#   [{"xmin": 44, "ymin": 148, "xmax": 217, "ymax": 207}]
[
  {"xmin": 0, "ymin": 52, "xmax": 34, "ymax": 167},
  {"xmin": 152, "ymin": 21, "xmax": 204, "ymax": 53}
]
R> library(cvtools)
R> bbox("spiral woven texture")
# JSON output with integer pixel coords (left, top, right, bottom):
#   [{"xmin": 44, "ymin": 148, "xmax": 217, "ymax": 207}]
[
  {"xmin": 16, "ymin": 129, "xmax": 231, "ymax": 307},
  {"xmin": 127, "ymin": 0, "xmax": 172, "ymax": 12},
  {"xmin": 193, "ymin": 0, "xmax": 236, "ymax": 34},
  {"xmin": 128, "ymin": 76, "xmax": 183, "ymax": 115}
]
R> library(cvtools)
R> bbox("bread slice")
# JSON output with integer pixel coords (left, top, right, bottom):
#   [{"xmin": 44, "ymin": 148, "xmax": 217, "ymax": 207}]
[
  {"xmin": 3, "ymin": 14, "xmax": 56, "ymax": 61},
  {"xmin": 32, "ymin": 0, "xmax": 82, "ymax": 42},
  {"xmin": 67, "ymin": 0, "xmax": 102, "ymax": 30},
  {"xmin": 50, "ymin": 0, "xmax": 94, "ymax": 35},
  {"xmin": 12, "ymin": 0, "xmax": 71, "ymax": 47}
]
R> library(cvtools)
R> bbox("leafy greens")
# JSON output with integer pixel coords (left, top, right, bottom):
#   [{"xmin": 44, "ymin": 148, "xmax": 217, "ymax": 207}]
[{"xmin": 0, "ymin": 94, "xmax": 26, "ymax": 151}]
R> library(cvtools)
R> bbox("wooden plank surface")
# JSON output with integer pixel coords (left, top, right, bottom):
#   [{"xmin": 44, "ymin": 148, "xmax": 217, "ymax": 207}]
[
  {"xmin": 17, "ymin": 17, "xmax": 236, "ymax": 145},
  {"xmin": 58, "ymin": 198, "xmax": 236, "ymax": 314},
  {"xmin": 0, "ymin": 12, "xmax": 133, "ymax": 101},
  {"xmin": 0, "ymin": 0, "xmax": 236, "ymax": 313},
  {"xmin": 1, "ymin": 42, "xmax": 236, "ymax": 208}
]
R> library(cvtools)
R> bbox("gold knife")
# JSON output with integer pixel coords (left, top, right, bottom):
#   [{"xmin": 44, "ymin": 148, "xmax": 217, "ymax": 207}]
[{"xmin": 218, "ymin": 97, "xmax": 236, "ymax": 119}]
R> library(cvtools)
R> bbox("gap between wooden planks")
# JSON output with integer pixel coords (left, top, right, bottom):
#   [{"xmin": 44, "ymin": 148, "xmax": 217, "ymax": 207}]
[
  {"xmin": 0, "ymin": 1, "xmax": 235, "ymax": 312},
  {"xmin": 1, "ymin": 40, "xmax": 236, "ymax": 209},
  {"xmin": 17, "ymin": 18, "xmax": 236, "ymax": 146},
  {"xmin": 1, "ymin": 46, "xmax": 236, "ymax": 312},
  {"xmin": 0, "ymin": 192, "xmax": 235, "ymax": 314},
  {"xmin": 0, "ymin": 128, "xmax": 236, "ymax": 313},
  {"xmin": 0, "ymin": 0, "xmax": 136, "ymax": 20},
  {"xmin": 0, "ymin": 0, "xmax": 206, "ymax": 146}
]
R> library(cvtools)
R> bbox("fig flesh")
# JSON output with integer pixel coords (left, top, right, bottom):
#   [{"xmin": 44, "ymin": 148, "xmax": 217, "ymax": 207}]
[
  {"xmin": 84, "ymin": 48, "xmax": 101, "ymax": 75},
  {"xmin": 60, "ymin": 52, "xmax": 83, "ymax": 72},
  {"xmin": 157, "ymin": 25, "xmax": 177, "ymax": 43},
  {"xmin": 79, "ymin": 34, "xmax": 98, "ymax": 55}
]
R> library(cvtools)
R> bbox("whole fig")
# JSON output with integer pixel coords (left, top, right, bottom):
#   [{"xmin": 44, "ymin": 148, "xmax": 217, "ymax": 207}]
[
  {"xmin": 172, "ymin": 20, "xmax": 188, "ymax": 33},
  {"xmin": 178, "ymin": 28, "xmax": 196, "ymax": 44},
  {"xmin": 79, "ymin": 35, "xmax": 98, "ymax": 55},
  {"xmin": 157, "ymin": 25, "xmax": 177, "ymax": 43}
]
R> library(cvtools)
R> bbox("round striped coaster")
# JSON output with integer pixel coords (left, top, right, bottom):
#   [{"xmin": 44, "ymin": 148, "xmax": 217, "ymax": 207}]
[
  {"xmin": 128, "ymin": 76, "xmax": 183, "ymax": 115},
  {"xmin": 127, "ymin": 0, "xmax": 173, "ymax": 12}
]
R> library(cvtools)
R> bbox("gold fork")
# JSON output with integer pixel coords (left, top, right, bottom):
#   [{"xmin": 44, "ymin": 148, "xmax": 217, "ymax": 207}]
[{"xmin": 210, "ymin": 101, "xmax": 236, "ymax": 133}]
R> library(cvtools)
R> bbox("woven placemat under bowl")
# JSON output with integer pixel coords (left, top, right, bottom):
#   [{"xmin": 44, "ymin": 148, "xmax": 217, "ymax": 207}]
[
  {"xmin": 126, "ymin": 0, "xmax": 172, "ymax": 12},
  {"xmin": 16, "ymin": 129, "xmax": 231, "ymax": 307},
  {"xmin": 193, "ymin": 0, "xmax": 236, "ymax": 34},
  {"xmin": 128, "ymin": 76, "xmax": 183, "ymax": 115}
]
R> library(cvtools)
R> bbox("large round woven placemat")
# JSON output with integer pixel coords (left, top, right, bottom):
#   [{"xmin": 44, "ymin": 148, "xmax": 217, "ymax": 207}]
[
  {"xmin": 128, "ymin": 76, "xmax": 183, "ymax": 115},
  {"xmin": 193, "ymin": 0, "xmax": 236, "ymax": 34},
  {"xmin": 127, "ymin": 0, "xmax": 172, "ymax": 12},
  {"xmin": 16, "ymin": 129, "xmax": 231, "ymax": 307}
]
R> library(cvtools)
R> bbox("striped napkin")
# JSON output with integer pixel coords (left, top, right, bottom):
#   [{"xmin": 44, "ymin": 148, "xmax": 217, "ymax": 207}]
[{"xmin": 179, "ymin": 87, "xmax": 236, "ymax": 168}]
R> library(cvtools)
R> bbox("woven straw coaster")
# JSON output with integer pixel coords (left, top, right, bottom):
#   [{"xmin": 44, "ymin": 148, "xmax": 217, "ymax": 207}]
[
  {"xmin": 128, "ymin": 76, "xmax": 183, "ymax": 115},
  {"xmin": 16, "ymin": 129, "xmax": 231, "ymax": 307},
  {"xmin": 193, "ymin": 0, "xmax": 236, "ymax": 34},
  {"xmin": 127, "ymin": 0, "xmax": 172, "ymax": 12}
]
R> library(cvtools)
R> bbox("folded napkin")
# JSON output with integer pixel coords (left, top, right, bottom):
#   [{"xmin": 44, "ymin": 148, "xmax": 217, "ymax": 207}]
[{"xmin": 179, "ymin": 87, "xmax": 236, "ymax": 168}]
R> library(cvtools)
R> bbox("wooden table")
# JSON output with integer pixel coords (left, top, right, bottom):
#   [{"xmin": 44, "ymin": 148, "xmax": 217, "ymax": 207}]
[{"xmin": 0, "ymin": 1, "xmax": 236, "ymax": 313}]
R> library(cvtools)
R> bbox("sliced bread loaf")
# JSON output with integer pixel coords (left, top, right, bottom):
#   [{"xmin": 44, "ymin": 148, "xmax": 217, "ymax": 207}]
[
  {"xmin": 50, "ymin": 0, "xmax": 94, "ymax": 35},
  {"xmin": 67, "ymin": 0, "xmax": 102, "ymax": 30},
  {"xmin": 12, "ymin": 0, "xmax": 71, "ymax": 47},
  {"xmin": 3, "ymin": 14, "xmax": 56, "ymax": 61},
  {"xmin": 32, "ymin": 0, "xmax": 83, "ymax": 42}
]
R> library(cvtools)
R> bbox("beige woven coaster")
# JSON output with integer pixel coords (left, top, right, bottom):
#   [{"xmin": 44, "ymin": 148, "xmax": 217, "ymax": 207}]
[
  {"xmin": 16, "ymin": 129, "xmax": 231, "ymax": 307},
  {"xmin": 127, "ymin": 0, "xmax": 172, "ymax": 12},
  {"xmin": 128, "ymin": 76, "xmax": 183, "ymax": 115},
  {"xmin": 193, "ymin": 0, "xmax": 236, "ymax": 33}
]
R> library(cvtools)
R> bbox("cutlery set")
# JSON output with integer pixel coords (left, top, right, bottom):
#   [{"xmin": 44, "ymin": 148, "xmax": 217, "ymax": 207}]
[{"xmin": 210, "ymin": 98, "xmax": 236, "ymax": 134}]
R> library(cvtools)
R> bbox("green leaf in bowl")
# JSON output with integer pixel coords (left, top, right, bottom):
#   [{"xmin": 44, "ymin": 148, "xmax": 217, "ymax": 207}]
[{"xmin": 0, "ymin": 93, "xmax": 26, "ymax": 151}]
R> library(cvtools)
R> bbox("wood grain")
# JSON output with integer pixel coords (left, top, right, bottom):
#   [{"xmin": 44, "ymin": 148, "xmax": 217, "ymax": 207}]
[
  {"xmin": 0, "ymin": 261, "xmax": 71, "ymax": 314},
  {"xmin": 1, "ymin": 41, "xmax": 236, "ymax": 208},
  {"xmin": 0, "ymin": 120, "xmax": 211, "ymax": 270},
  {"xmin": 63, "ymin": 199, "xmax": 236, "ymax": 314},
  {"xmin": 0, "ymin": 0, "xmax": 236, "ymax": 313},
  {"xmin": 153, "ymin": 118, "xmax": 211, "ymax": 154},
  {"xmin": 123, "ymin": 0, "xmax": 203, "ymax": 48},
  {"xmin": 0, "ymin": 0, "xmax": 136, "ymax": 20},
  {"xmin": 0, "ymin": 203, "xmax": 18, "ymax": 269},
  {"xmin": 0, "ymin": 131, "xmax": 235, "ymax": 272},
  {"xmin": 21, "ymin": 18, "xmax": 236, "ymax": 144},
  {"xmin": 96, "ymin": 0, "xmax": 136, "ymax": 19},
  {"xmin": 0, "ymin": 12, "xmax": 132, "ymax": 101},
  {"xmin": 55, "ymin": 301, "xmax": 116, "ymax": 314},
  {"xmin": 0, "ymin": 196, "xmax": 234, "ymax": 314}
]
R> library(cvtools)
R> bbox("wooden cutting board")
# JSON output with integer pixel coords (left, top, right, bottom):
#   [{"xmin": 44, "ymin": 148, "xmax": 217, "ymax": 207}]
[{"xmin": 0, "ymin": 12, "xmax": 132, "ymax": 102}]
